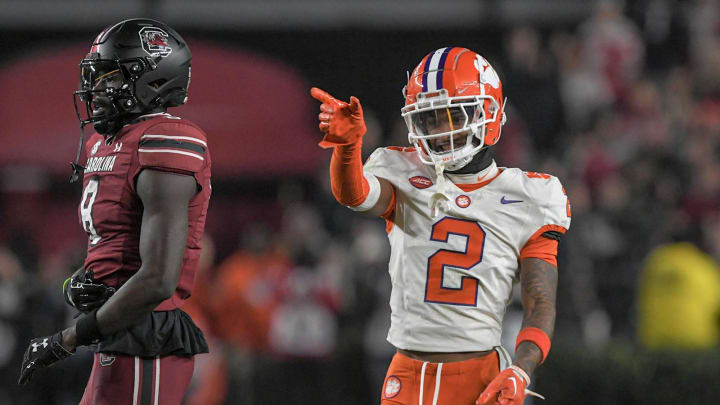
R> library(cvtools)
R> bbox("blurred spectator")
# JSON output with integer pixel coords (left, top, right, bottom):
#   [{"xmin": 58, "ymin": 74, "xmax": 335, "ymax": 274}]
[
  {"xmin": 0, "ymin": 243, "xmax": 92, "ymax": 404},
  {"xmin": 664, "ymin": 66, "xmax": 696, "ymax": 137},
  {"xmin": 703, "ymin": 214, "xmax": 720, "ymax": 260},
  {"xmin": 579, "ymin": 0, "xmax": 645, "ymax": 106},
  {"xmin": 621, "ymin": 78, "xmax": 670, "ymax": 152},
  {"xmin": 0, "ymin": 247, "xmax": 22, "ymax": 400},
  {"xmin": 184, "ymin": 236, "xmax": 229, "ymax": 405},
  {"xmin": 503, "ymin": 26, "xmax": 565, "ymax": 155},
  {"xmin": 492, "ymin": 103, "xmax": 532, "ymax": 169},
  {"xmin": 688, "ymin": 0, "xmax": 720, "ymax": 94},
  {"xmin": 551, "ymin": 30, "xmax": 613, "ymax": 131},
  {"xmin": 268, "ymin": 267, "xmax": 338, "ymax": 357},
  {"xmin": 638, "ymin": 242, "xmax": 720, "ymax": 349},
  {"xmin": 210, "ymin": 223, "xmax": 291, "ymax": 351},
  {"xmin": 206, "ymin": 223, "xmax": 291, "ymax": 405}
]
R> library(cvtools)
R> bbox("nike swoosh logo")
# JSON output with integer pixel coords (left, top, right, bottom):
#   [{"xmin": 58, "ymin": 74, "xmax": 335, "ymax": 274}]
[
  {"xmin": 509, "ymin": 376, "xmax": 518, "ymax": 395},
  {"xmin": 456, "ymin": 87, "xmax": 469, "ymax": 94},
  {"xmin": 501, "ymin": 196, "xmax": 523, "ymax": 204}
]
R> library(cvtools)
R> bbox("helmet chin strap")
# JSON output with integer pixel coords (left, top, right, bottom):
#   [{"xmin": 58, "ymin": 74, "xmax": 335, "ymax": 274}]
[
  {"xmin": 69, "ymin": 100, "xmax": 125, "ymax": 183},
  {"xmin": 69, "ymin": 123, "xmax": 87, "ymax": 183},
  {"xmin": 69, "ymin": 116, "xmax": 120, "ymax": 184},
  {"xmin": 427, "ymin": 147, "xmax": 495, "ymax": 217}
]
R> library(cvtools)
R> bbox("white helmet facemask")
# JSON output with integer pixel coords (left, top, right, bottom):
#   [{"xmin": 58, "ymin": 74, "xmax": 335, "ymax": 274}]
[{"xmin": 402, "ymin": 89, "xmax": 503, "ymax": 171}]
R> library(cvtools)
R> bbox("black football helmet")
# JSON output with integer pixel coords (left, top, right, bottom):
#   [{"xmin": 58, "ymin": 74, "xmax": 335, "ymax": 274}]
[{"xmin": 73, "ymin": 18, "xmax": 191, "ymax": 135}]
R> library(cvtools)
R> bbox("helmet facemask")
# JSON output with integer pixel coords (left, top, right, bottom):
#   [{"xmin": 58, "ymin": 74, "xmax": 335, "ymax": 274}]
[
  {"xmin": 402, "ymin": 89, "xmax": 503, "ymax": 171},
  {"xmin": 74, "ymin": 58, "xmax": 144, "ymax": 135}
]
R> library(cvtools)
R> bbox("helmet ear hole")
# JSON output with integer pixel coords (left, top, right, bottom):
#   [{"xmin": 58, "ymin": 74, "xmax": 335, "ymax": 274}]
[
  {"xmin": 164, "ymin": 88, "xmax": 189, "ymax": 107},
  {"xmin": 148, "ymin": 78, "xmax": 167, "ymax": 89}
]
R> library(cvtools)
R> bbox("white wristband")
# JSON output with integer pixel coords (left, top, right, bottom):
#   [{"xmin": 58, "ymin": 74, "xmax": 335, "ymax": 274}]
[
  {"xmin": 347, "ymin": 172, "xmax": 381, "ymax": 212},
  {"xmin": 509, "ymin": 365, "xmax": 545, "ymax": 400},
  {"xmin": 509, "ymin": 365, "xmax": 531, "ymax": 385}
]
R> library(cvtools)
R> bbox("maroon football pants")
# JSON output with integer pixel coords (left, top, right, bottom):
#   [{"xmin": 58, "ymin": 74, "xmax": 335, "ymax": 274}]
[{"xmin": 79, "ymin": 352, "xmax": 194, "ymax": 405}]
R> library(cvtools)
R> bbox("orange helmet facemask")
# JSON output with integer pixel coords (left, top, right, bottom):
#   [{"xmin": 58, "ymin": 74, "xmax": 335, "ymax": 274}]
[{"xmin": 401, "ymin": 47, "xmax": 506, "ymax": 172}]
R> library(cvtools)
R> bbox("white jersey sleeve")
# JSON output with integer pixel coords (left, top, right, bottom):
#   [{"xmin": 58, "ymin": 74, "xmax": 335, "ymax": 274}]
[
  {"xmin": 341, "ymin": 147, "xmax": 400, "ymax": 212},
  {"xmin": 363, "ymin": 146, "xmax": 418, "ymax": 185},
  {"xmin": 518, "ymin": 173, "xmax": 572, "ymax": 245}
]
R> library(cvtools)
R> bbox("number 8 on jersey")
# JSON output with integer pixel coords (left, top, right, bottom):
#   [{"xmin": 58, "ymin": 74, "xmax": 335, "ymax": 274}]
[{"xmin": 80, "ymin": 177, "xmax": 101, "ymax": 245}]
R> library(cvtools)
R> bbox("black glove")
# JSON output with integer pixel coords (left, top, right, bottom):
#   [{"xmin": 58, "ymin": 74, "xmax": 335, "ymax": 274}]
[
  {"xmin": 18, "ymin": 331, "xmax": 73, "ymax": 385},
  {"xmin": 63, "ymin": 270, "xmax": 115, "ymax": 313}
]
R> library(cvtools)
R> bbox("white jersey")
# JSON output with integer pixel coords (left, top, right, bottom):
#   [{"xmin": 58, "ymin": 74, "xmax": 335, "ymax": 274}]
[{"xmin": 363, "ymin": 147, "xmax": 571, "ymax": 352}]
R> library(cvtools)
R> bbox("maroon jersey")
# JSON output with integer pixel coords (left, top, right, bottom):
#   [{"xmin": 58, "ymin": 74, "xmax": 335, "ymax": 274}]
[{"xmin": 79, "ymin": 113, "xmax": 211, "ymax": 311}]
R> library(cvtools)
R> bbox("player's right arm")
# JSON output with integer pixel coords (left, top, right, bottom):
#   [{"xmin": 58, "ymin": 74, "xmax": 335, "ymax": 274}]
[{"xmin": 310, "ymin": 87, "xmax": 394, "ymax": 216}]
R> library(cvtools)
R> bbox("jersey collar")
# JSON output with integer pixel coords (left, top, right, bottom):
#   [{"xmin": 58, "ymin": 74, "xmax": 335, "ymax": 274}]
[{"xmin": 454, "ymin": 169, "xmax": 503, "ymax": 192}]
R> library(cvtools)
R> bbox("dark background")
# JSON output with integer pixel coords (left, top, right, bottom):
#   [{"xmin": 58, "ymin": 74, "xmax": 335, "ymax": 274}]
[{"xmin": 1, "ymin": 0, "xmax": 719, "ymax": 404}]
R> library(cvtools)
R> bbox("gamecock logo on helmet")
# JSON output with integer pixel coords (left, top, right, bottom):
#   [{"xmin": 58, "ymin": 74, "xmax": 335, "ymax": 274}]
[{"xmin": 139, "ymin": 27, "xmax": 172, "ymax": 58}]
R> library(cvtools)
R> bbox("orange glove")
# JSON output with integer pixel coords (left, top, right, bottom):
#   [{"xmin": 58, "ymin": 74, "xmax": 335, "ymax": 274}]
[
  {"xmin": 310, "ymin": 87, "xmax": 366, "ymax": 148},
  {"xmin": 476, "ymin": 365, "xmax": 543, "ymax": 405}
]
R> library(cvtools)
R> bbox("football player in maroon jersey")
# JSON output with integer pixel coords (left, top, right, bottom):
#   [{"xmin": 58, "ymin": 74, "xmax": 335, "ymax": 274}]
[{"xmin": 19, "ymin": 18, "xmax": 212, "ymax": 405}]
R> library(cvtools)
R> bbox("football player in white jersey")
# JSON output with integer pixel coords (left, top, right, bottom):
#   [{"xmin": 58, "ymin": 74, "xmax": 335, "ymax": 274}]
[{"xmin": 311, "ymin": 46, "xmax": 571, "ymax": 405}]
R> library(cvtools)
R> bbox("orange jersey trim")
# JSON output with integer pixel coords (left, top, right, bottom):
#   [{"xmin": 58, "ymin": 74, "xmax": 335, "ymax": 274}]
[
  {"xmin": 562, "ymin": 187, "xmax": 572, "ymax": 218},
  {"xmin": 520, "ymin": 224, "xmax": 567, "ymax": 267},
  {"xmin": 386, "ymin": 146, "xmax": 416, "ymax": 153},
  {"xmin": 455, "ymin": 169, "xmax": 503, "ymax": 192},
  {"xmin": 382, "ymin": 186, "xmax": 397, "ymax": 234}
]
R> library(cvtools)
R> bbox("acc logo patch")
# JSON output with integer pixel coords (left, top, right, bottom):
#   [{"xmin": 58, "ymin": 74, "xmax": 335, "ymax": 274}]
[
  {"xmin": 409, "ymin": 176, "xmax": 433, "ymax": 189},
  {"xmin": 99, "ymin": 353, "xmax": 116, "ymax": 367},
  {"xmin": 139, "ymin": 26, "xmax": 172, "ymax": 58},
  {"xmin": 384, "ymin": 375, "xmax": 401, "ymax": 399},
  {"xmin": 456, "ymin": 194, "xmax": 471, "ymax": 208}
]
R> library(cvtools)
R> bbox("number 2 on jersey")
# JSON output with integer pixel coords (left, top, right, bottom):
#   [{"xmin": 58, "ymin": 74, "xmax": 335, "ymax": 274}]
[
  {"xmin": 425, "ymin": 217, "xmax": 485, "ymax": 306},
  {"xmin": 80, "ymin": 177, "xmax": 101, "ymax": 245}
]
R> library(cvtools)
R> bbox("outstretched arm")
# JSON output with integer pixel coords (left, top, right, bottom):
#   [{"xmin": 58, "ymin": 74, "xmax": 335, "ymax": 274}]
[
  {"xmin": 311, "ymin": 87, "xmax": 394, "ymax": 216},
  {"xmin": 63, "ymin": 169, "xmax": 196, "ymax": 346}
]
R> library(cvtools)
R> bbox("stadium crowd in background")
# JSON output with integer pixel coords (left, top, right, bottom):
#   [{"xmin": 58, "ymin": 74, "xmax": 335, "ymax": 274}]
[{"xmin": 1, "ymin": 1, "xmax": 720, "ymax": 403}]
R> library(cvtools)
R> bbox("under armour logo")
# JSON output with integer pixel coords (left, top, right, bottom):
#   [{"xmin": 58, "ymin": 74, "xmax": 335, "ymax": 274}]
[
  {"xmin": 113, "ymin": 142, "xmax": 123, "ymax": 153},
  {"xmin": 31, "ymin": 338, "xmax": 49, "ymax": 352}
]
